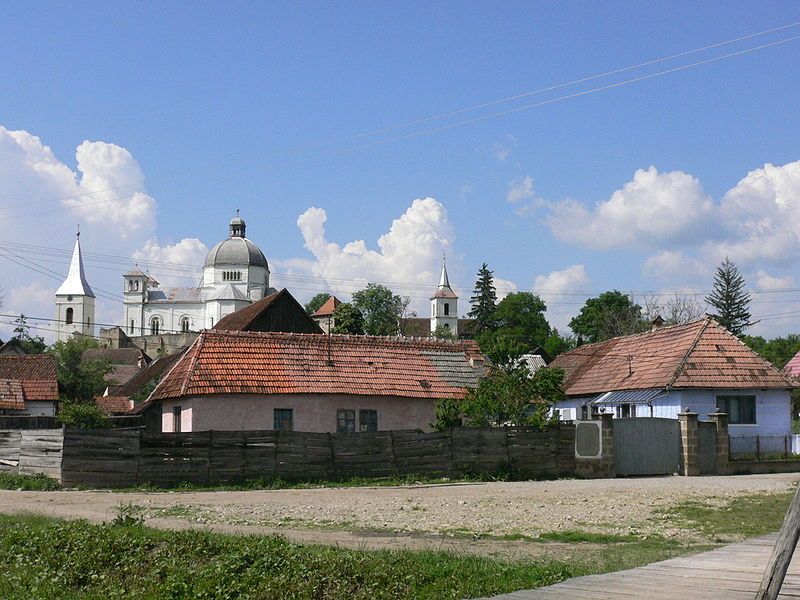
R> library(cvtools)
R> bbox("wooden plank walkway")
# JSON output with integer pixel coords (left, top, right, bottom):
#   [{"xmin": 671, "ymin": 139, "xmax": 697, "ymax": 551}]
[{"xmin": 477, "ymin": 535, "xmax": 800, "ymax": 599}]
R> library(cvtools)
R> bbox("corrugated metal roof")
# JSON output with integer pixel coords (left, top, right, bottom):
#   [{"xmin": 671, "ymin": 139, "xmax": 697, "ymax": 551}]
[{"xmin": 590, "ymin": 388, "xmax": 665, "ymax": 406}]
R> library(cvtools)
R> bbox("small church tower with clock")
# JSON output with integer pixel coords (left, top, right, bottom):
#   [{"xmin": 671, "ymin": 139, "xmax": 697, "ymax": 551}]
[{"xmin": 55, "ymin": 229, "xmax": 96, "ymax": 342}]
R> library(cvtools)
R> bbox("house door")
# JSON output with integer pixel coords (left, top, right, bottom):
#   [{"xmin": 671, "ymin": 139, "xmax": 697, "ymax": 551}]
[{"xmin": 613, "ymin": 417, "xmax": 682, "ymax": 476}]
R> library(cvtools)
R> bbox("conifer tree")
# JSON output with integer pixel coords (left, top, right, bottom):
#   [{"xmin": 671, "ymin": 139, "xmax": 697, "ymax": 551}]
[
  {"xmin": 705, "ymin": 257, "xmax": 753, "ymax": 335},
  {"xmin": 469, "ymin": 263, "xmax": 498, "ymax": 333}
]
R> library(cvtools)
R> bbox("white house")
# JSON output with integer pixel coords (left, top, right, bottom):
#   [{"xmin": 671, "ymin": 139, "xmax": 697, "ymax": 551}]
[{"xmin": 550, "ymin": 318, "xmax": 797, "ymax": 449}]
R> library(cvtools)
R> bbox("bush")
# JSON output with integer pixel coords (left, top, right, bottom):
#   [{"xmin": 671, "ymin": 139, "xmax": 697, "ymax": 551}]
[
  {"xmin": 57, "ymin": 402, "xmax": 110, "ymax": 429},
  {"xmin": 0, "ymin": 473, "xmax": 60, "ymax": 491}
]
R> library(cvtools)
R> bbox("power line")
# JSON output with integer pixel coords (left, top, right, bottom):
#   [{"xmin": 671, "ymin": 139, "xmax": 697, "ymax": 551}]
[{"xmin": 272, "ymin": 21, "xmax": 800, "ymax": 156}]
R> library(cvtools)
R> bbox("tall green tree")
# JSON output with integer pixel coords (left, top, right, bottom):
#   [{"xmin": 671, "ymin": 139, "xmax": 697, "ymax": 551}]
[
  {"xmin": 542, "ymin": 328, "xmax": 575, "ymax": 359},
  {"xmin": 11, "ymin": 314, "xmax": 47, "ymax": 354},
  {"xmin": 304, "ymin": 293, "xmax": 331, "ymax": 315},
  {"xmin": 569, "ymin": 290, "xmax": 646, "ymax": 343},
  {"xmin": 351, "ymin": 283, "xmax": 408, "ymax": 336},
  {"xmin": 705, "ymin": 257, "xmax": 753, "ymax": 335},
  {"xmin": 477, "ymin": 292, "xmax": 551, "ymax": 365},
  {"xmin": 331, "ymin": 302, "xmax": 365, "ymax": 335},
  {"xmin": 49, "ymin": 337, "xmax": 111, "ymax": 402},
  {"xmin": 468, "ymin": 263, "xmax": 498, "ymax": 333}
]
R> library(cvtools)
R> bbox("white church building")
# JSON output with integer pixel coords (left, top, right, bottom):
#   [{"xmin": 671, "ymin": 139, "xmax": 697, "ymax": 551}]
[{"xmin": 123, "ymin": 214, "xmax": 277, "ymax": 336}]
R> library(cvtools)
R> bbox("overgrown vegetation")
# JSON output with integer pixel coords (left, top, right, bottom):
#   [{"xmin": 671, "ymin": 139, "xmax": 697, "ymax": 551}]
[
  {"xmin": 0, "ymin": 514, "xmax": 578, "ymax": 600},
  {"xmin": 0, "ymin": 473, "xmax": 61, "ymax": 491},
  {"xmin": 50, "ymin": 336, "xmax": 111, "ymax": 402},
  {"xmin": 57, "ymin": 401, "xmax": 111, "ymax": 429}
]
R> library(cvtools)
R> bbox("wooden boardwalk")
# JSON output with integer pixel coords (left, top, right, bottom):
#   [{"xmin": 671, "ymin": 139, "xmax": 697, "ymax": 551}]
[{"xmin": 478, "ymin": 535, "xmax": 800, "ymax": 599}]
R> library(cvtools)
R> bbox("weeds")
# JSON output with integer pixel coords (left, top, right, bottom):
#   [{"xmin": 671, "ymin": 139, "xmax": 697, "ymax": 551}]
[{"xmin": 0, "ymin": 473, "xmax": 60, "ymax": 491}]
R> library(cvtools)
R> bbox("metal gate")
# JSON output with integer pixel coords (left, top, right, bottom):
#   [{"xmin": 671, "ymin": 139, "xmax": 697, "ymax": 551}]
[
  {"xmin": 697, "ymin": 422, "xmax": 717, "ymax": 475},
  {"xmin": 614, "ymin": 417, "xmax": 682, "ymax": 476}
]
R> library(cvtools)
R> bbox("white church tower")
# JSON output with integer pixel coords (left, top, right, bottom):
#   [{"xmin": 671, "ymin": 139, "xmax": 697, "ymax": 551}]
[
  {"xmin": 430, "ymin": 257, "xmax": 458, "ymax": 337},
  {"xmin": 55, "ymin": 229, "xmax": 95, "ymax": 342}
]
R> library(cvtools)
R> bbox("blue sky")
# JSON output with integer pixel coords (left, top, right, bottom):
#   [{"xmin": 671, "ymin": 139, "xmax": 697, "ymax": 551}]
[{"xmin": 1, "ymin": 2, "xmax": 799, "ymax": 340}]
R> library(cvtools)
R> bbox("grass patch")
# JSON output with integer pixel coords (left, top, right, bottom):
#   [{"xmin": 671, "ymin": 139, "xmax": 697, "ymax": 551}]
[
  {"xmin": 0, "ymin": 514, "xmax": 579, "ymax": 599},
  {"xmin": 659, "ymin": 491, "xmax": 794, "ymax": 542},
  {"xmin": 537, "ymin": 530, "xmax": 642, "ymax": 544},
  {"xmin": 0, "ymin": 473, "xmax": 61, "ymax": 491}
]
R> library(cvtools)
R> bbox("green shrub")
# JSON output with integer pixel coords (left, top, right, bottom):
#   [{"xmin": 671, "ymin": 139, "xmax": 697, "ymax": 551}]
[
  {"xmin": 57, "ymin": 402, "xmax": 110, "ymax": 429},
  {"xmin": 0, "ymin": 473, "xmax": 61, "ymax": 491}
]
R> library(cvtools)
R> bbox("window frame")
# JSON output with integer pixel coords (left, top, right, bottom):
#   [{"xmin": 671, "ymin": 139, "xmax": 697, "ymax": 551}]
[
  {"xmin": 359, "ymin": 409, "xmax": 378, "ymax": 432},
  {"xmin": 716, "ymin": 395, "xmax": 757, "ymax": 425},
  {"xmin": 274, "ymin": 408, "xmax": 293, "ymax": 431},
  {"xmin": 337, "ymin": 409, "xmax": 356, "ymax": 433},
  {"xmin": 172, "ymin": 406, "xmax": 182, "ymax": 433}
]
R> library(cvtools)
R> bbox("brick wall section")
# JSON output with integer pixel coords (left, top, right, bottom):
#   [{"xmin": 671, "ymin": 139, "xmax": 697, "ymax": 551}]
[
  {"xmin": 575, "ymin": 413, "xmax": 615, "ymax": 479},
  {"xmin": 678, "ymin": 411, "xmax": 700, "ymax": 476}
]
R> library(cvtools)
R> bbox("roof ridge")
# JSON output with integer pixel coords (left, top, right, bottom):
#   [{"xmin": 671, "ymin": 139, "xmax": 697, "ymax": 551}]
[
  {"xmin": 178, "ymin": 334, "xmax": 205, "ymax": 398},
  {"xmin": 667, "ymin": 316, "xmax": 711, "ymax": 388}
]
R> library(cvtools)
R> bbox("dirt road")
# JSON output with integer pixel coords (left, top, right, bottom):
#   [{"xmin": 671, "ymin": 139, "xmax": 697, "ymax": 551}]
[{"xmin": 2, "ymin": 473, "xmax": 797, "ymax": 559}]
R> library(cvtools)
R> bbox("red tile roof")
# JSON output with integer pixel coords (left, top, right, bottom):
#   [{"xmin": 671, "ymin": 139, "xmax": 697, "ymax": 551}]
[
  {"xmin": 311, "ymin": 295, "xmax": 341, "ymax": 317},
  {"xmin": 784, "ymin": 350, "xmax": 800, "ymax": 378},
  {"xmin": 550, "ymin": 318, "xmax": 796, "ymax": 396},
  {"xmin": 0, "ymin": 380, "xmax": 25, "ymax": 410},
  {"xmin": 149, "ymin": 330, "xmax": 485, "ymax": 402},
  {"xmin": 0, "ymin": 355, "xmax": 58, "ymax": 402},
  {"xmin": 94, "ymin": 396, "xmax": 134, "ymax": 414}
]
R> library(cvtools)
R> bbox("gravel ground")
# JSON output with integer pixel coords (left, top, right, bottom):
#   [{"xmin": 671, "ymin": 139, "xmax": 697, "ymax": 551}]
[{"xmin": 1, "ymin": 474, "xmax": 797, "ymax": 558}]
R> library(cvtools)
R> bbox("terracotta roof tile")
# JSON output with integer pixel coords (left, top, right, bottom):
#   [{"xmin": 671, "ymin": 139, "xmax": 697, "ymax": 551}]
[
  {"xmin": 0, "ymin": 355, "xmax": 58, "ymax": 402},
  {"xmin": 550, "ymin": 318, "xmax": 796, "ymax": 396},
  {"xmin": 311, "ymin": 296, "xmax": 341, "ymax": 317},
  {"xmin": 149, "ymin": 331, "xmax": 486, "ymax": 402},
  {"xmin": 95, "ymin": 396, "xmax": 134, "ymax": 414}
]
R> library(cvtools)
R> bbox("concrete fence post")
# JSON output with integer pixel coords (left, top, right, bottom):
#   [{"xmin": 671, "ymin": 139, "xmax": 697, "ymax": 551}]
[
  {"xmin": 708, "ymin": 411, "xmax": 729, "ymax": 475},
  {"xmin": 678, "ymin": 410, "xmax": 699, "ymax": 476},
  {"xmin": 600, "ymin": 413, "xmax": 616, "ymax": 478}
]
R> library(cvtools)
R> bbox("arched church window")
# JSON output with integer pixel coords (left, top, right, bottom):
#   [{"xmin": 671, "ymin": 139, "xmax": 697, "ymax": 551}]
[
  {"xmin": 444, "ymin": 303, "xmax": 450, "ymax": 316},
  {"xmin": 180, "ymin": 316, "xmax": 190, "ymax": 333},
  {"xmin": 129, "ymin": 319, "xmax": 135, "ymax": 334},
  {"xmin": 65, "ymin": 307, "xmax": 73, "ymax": 325},
  {"xmin": 150, "ymin": 316, "xmax": 161, "ymax": 336}
]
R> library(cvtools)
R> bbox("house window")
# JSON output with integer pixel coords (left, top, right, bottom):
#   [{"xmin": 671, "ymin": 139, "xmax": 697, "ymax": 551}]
[
  {"xmin": 359, "ymin": 409, "xmax": 378, "ymax": 432},
  {"xmin": 180, "ymin": 316, "xmax": 190, "ymax": 333},
  {"xmin": 150, "ymin": 316, "xmax": 161, "ymax": 336},
  {"xmin": 716, "ymin": 395, "xmax": 756, "ymax": 425},
  {"xmin": 274, "ymin": 408, "xmax": 293, "ymax": 431},
  {"xmin": 172, "ymin": 406, "xmax": 182, "ymax": 433},
  {"xmin": 615, "ymin": 403, "xmax": 634, "ymax": 418},
  {"xmin": 443, "ymin": 303, "xmax": 449, "ymax": 316},
  {"xmin": 65, "ymin": 307, "xmax": 73, "ymax": 325},
  {"xmin": 337, "ymin": 409, "xmax": 355, "ymax": 433}
]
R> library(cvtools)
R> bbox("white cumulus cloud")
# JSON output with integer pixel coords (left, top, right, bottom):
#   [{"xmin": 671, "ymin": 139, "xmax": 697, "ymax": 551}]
[
  {"xmin": 132, "ymin": 238, "xmax": 209, "ymax": 288},
  {"xmin": 545, "ymin": 166, "xmax": 715, "ymax": 249},
  {"xmin": 296, "ymin": 198, "xmax": 456, "ymax": 313},
  {"xmin": 533, "ymin": 264, "xmax": 589, "ymax": 332}
]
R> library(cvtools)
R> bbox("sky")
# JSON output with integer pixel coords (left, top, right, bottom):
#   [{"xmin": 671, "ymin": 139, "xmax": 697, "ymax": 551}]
[{"xmin": 1, "ymin": 1, "xmax": 799, "ymax": 342}]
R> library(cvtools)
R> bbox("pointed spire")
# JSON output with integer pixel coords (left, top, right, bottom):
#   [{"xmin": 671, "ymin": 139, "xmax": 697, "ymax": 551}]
[
  {"xmin": 431, "ymin": 254, "xmax": 457, "ymax": 300},
  {"xmin": 55, "ymin": 228, "xmax": 95, "ymax": 298}
]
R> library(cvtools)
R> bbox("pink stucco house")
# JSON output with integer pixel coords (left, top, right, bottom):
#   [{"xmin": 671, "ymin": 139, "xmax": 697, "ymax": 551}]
[{"xmin": 142, "ymin": 330, "xmax": 486, "ymax": 433}]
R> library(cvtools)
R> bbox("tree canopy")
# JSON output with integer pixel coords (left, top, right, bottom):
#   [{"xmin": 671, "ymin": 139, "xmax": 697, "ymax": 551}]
[
  {"xmin": 435, "ymin": 364, "xmax": 565, "ymax": 430},
  {"xmin": 304, "ymin": 293, "xmax": 331, "ymax": 315},
  {"xmin": 351, "ymin": 283, "xmax": 408, "ymax": 336},
  {"xmin": 468, "ymin": 263, "xmax": 497, "ymax": 333},
  {"xmin": 741, "ymin": 334, "xmax": 800, "ymax": 370},
  {"xmin": 11, "ymin": 314, "xmax": 47, "ymax": 354},
  {"xmin": 331, "ymin": 302, "xmax": 365, "ymax": 335},
  {"xmin": 49, "ymin": 337, "xmax": 111, "ymax": 402},
  {"xmin": 705, "ymin": 257, "xmax": 753, "ymax": 335},
  {"xmin": 569, "ymin": 290, "xmax": 646, "ymax": 343},
  {"xmin": 477, "ymin": 291, "xmax": 551, "ymax": 365}
]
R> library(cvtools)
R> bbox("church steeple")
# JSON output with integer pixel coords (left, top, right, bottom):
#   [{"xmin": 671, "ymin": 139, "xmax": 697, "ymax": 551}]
[
  {"xmin": 55, "ymin": 228, "xmax": 95, "ymax": 298},
  {"xmin": 229, "ymin": 209, "xmax": 246, "ymax": 238},
  {"xmin": 430, "ymin": 256, "xmax": 458, "ymax": 337},
  {"xmin": 55, "ymin": 228, "xmax": 96, "ymax": 342}
]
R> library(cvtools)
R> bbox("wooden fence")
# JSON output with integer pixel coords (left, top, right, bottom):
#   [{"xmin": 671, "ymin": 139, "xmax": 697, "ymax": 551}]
[
  {"xmin": 0, "ymin": 429, "xmax": 63, "ymax": 479},
  {"xmin": 52, "ymin": 424, "xmax": 577, "ymax": 488}
]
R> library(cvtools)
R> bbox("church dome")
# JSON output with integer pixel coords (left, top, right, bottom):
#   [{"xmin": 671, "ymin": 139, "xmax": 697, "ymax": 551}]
[{"xmin": 203, "ymin": 214, "xmax": 269, "ymax": 269}]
